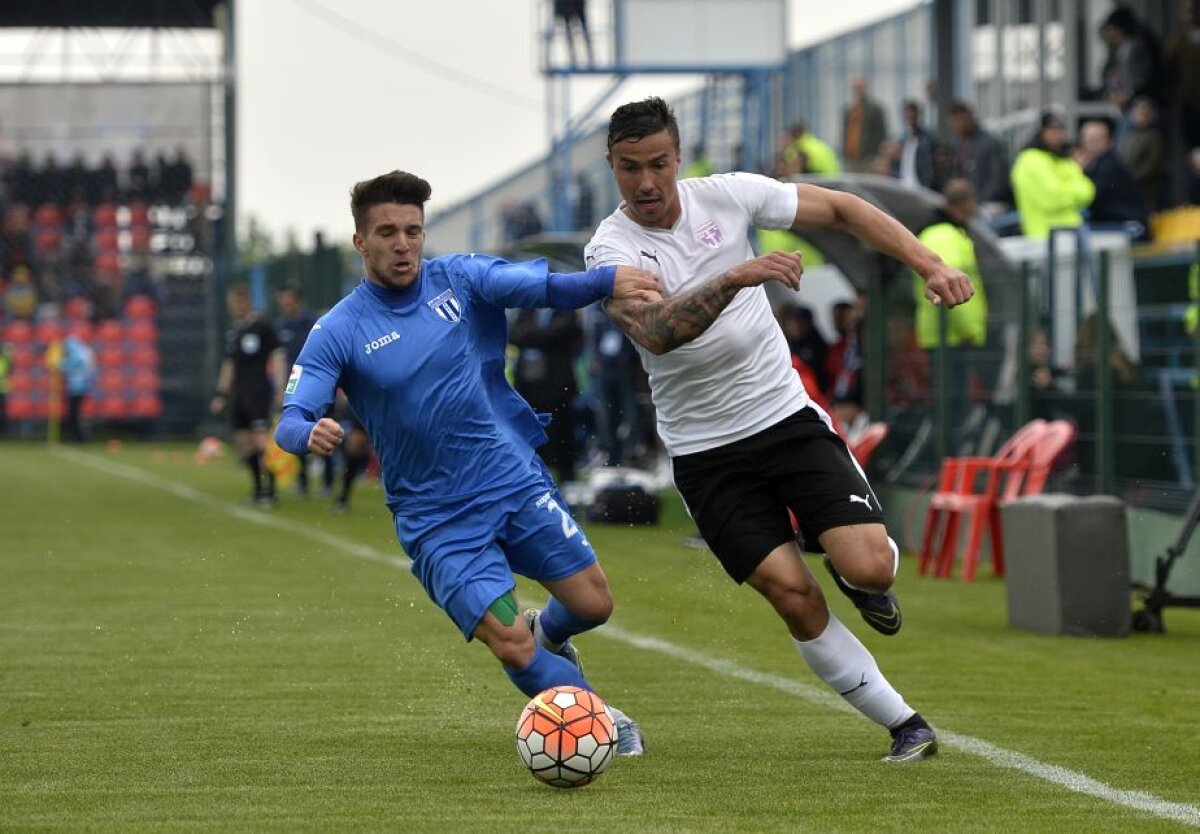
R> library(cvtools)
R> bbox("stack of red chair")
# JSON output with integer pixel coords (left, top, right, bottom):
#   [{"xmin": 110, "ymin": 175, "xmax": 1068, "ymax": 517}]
[{"xmin": 919, "ymin": 419, "xmax": 1076, "ymax": 581}]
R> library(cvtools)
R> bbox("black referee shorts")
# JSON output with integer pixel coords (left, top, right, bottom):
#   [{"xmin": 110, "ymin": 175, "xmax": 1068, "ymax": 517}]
[
  {"xmin": 230, "ymin": 392, "xmax": 272, "ymax": 432},
  {"xmin": 671, "ymin": 407, "xmax": 885, "ymax": 583}
]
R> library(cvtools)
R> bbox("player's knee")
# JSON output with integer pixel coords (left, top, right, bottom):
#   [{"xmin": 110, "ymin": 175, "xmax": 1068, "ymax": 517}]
[
  {"xmin": 576, "ymin": 586, "xmax": 614, "ymax": 624},
  {"xmin": 835, "ymin": 538, "xmax": 896, "ymax": 592}
]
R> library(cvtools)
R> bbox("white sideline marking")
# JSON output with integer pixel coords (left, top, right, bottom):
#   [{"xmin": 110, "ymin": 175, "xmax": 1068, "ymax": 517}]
[{"xmin": 55, "ymin": 447, "xmax": 1200, "ymax": 829}]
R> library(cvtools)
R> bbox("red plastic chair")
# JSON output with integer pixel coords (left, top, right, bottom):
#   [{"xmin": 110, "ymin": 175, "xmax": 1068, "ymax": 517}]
[
  {"xmin": 849, "ymin": 422, "xmax": 889, "ymax": 467},
  {"xmin": 919, "ymin": 419, "xmax": 1050, "ymax": 581},
  {"xmin": 1019, "ymin": 420, "xmax": 1076, "ymax": 496}
]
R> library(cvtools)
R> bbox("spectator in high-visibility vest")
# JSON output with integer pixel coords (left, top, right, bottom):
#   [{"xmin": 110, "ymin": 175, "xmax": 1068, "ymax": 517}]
[
  {"xmin": 1011, "ymin": 111, "xmax": 1095, "ymax": 239},
  {"xmin": 783, "ymin": 122, "xmax": 842, "ymax": 176},
  {"xmin": 914, "ymin": 179, "xmax": 990, "ymax": 431}
]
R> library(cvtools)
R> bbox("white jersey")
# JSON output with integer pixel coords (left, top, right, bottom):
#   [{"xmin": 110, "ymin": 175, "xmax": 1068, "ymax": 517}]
[{"xmin": 585, "ymin": 173, "xmax": 810, "ymax": 456}]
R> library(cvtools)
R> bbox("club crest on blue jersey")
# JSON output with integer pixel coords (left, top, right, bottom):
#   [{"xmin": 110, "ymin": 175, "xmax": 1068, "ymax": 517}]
[
  {"xmin": 695, "ymin": 220, "xmax": 724, "ymax": 248},
  {"xmin": 427, "ymin": 289, "xmax": 462, "ymax": 323}
]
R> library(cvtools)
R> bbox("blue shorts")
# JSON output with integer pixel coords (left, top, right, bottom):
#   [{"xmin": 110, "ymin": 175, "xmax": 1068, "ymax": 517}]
[{"xmin": 399, "ymin": 476, "xmax": 596, "ymax": 641}]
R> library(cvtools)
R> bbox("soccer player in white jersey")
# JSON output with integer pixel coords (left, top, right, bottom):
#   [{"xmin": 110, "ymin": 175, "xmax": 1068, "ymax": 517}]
[{"xmin": 585, "ymin": 97, "xmax": 976, "ymax": 763}]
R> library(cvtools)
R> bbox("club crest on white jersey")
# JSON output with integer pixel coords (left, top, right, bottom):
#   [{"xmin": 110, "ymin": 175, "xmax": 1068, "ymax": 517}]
[
  {"xmin": 694, "ymin": 220, "xmax": 724, "ymax": 248},
  {"xmin": 427, "ymin": 289, "xmax": 462, "ymax": 322}
]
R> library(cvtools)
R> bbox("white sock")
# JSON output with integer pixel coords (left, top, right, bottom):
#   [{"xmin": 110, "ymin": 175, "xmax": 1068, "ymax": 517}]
[
  {"xmin": 793, "ymin": 613, "xmax": 914, "ymax": 729},
  {"xmin": 839, "ymin": 535, "xmax": 900, "ymax": 593}
]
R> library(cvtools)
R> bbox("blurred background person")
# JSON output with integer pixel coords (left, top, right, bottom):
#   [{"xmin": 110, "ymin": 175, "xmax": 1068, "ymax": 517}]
[
  {"xmin": 510, "ymin": 307, "xmax": 584, "ymax": 483},
  {"xmin": 1011, "ymin": 112, "xmax": 1095, "ymax": 239},
  {"xmin": 947, "ymin": 100, "xmax": 1010, "ymax": 213},
  {"xmin": 59, "ymin": 332, "xmax": 96, "ymax": 442},
  {"xmin": 211, "ymin": 284, "xmax": 286, "ymax": 507},
  {"xmin": 841, "ymin": 75, "xmax": 888, "ymax": 174},
  {"xmin": 275, "ymin": 282, "xmax": 330, "ymax": 498},
  {"xmin": 1119, "ymin": 97, "xmax": 1165, "ymax": 211},
  {"xmin": 1075, "ymin": 118, "xmax": 1150, "ymax": 239},
  {"xmin": 897, "ymin": 100, "xmax": 939, "ymax": 191},
  {"xmin": 914, "ymin": 179, "xmax": 990, "ymax": 436}
]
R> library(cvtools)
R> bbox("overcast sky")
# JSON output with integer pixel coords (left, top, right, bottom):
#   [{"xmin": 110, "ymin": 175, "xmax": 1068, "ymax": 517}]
[{"xmin": 237, "ymin": 0, "xmax": 917, "ymax": 246}]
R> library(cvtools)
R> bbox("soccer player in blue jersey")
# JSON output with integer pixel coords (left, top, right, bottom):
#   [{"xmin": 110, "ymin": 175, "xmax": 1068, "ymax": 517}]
[{"xmin": 274, "ymin": 171, "xmax": 660, "ymax": 755}]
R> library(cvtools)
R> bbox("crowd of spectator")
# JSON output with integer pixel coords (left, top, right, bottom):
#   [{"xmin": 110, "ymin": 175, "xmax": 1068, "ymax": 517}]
[{"xmin": 0, "ymin": 145, "xmax": 201, "ymax": 324}]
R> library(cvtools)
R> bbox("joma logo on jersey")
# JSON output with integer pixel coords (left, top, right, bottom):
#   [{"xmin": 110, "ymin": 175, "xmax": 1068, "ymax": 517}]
[
  {"xmin": 427, "ymin": 289, "xmax": 462, "ymax": 322},
  {"xmin": 364, "ymin": 331, "xmax": 401, "ymax": 355}
]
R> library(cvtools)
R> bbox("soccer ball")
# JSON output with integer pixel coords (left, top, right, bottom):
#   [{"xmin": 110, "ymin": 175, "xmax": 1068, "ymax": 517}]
[{"xmin": 515, "ymin": 686, "xmax": 617, "ymax": 788}]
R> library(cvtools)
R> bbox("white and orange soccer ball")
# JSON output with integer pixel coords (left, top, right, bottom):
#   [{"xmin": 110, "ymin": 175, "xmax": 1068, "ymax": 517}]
[{"xmin": 515, "ymin": 685, "xmax": 617, "ymax": 788}]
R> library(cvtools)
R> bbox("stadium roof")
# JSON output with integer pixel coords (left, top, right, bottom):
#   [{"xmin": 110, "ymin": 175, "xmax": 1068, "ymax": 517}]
[{"xmin": 0, "ymin": 0, "xmax": 222, "ymax": 28}]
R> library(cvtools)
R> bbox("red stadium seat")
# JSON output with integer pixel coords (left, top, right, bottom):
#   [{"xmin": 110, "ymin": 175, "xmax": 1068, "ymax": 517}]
[
  {"xmin": 92, "ymin": 203, "xmax": 118, "ymax": 229},
  {"xmin": 131, "ymin": 392, "xmax": 162, "ymax": 419},
  {"xmin": 11, "ymin": 345, "xmax": 37, "ymax": 369},
  {"xmin": 128, "ymin": 344, "xmax": 159, "ymax": 368},
  {"xmin": 36, "ymin": 227, "xmax": 63, "ymax": 253},
  {"xmin": 98, "ymin": 393, "xmax": 129, "ymax": 420},
  {"xmin": 99, "ymin": 367, "xmax": 126, "ymax": 393},
  {"xmin": 128, "ymin": 202, "xmax": 150, "ymax": 226},
  {"xmin": 68, "ymin": 319, "xmax": 94, "ymax": 342},
  {"xmin": 123, "ymin": 294, "xmax": 157, "ymax": 320},
  {"xmin": 64, "ymin": 296, "xmax": 93, "ymax": 321},
  {"xmin": 7, "ymin": 370, "xmax": 34, "ymax": 394},
  {"xmin": 34, "ymin": 203, "xmax": 62, "ymax": 228},
  {"xmin": 82, "ymin": 397, "xmax": 97, "ymax": 419},
  {"xmin": 126, "ymin": 320, "xmax": 158, "ymax": 344},
  {"xmin": 95, "ymin": 319, "xmax": 124, "ymax": 346},
  {"xmin": 4, "ymin": 320, "xmax": 34, "ymax": 344},
  {"xmin": 95, "ymin": 251, "xmax": 121, "ymax": 276},
  {"xmin": 35, "ymin": 320, "xmax": 64, "ymax": 344},
  {"xmin": 97, "ymin": 345, "xmax": 125, "ymax": 368},
  {"xmin": 93, "ymin": 227, "xmax": 120, "ymax": 253},
  {"xmin": 7, "ymin": 392, "xmax": 35, "ymax": 420},
  {"xmin": 129, "ymin": 224, "xmax": 152, "ymax": 251},
  {"xmin": 130, "ymin": 367, "xmax": 160, "ymax": 393}
]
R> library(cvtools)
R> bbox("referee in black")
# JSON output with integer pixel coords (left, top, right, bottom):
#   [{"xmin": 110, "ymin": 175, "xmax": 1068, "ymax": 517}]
[{"xmin": 211, "ymin": 284, "xmax": 286, "ymax": 506}]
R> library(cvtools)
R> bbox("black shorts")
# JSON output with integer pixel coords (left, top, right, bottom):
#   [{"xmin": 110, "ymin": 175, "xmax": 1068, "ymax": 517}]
[
  {"xmin": 672, "ymin": 407, "xmax": 885, "ymax": 583},
  {"xmin": 230, "ymin": 394, "xmax": 271, "ymax": 432}
]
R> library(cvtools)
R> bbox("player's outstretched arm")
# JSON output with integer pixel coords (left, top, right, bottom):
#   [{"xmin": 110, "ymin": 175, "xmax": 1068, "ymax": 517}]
[
  {"xmin": 603, "ymin": 251, "xmax": 802, "ymax": 355},
  {"xmin": 792, "ymin": 183, "xmax": 974, "ymax": 308}
]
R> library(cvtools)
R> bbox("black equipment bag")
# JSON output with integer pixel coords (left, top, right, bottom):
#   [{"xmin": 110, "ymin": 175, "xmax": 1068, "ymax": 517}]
[{"xmin": 586, "ymin": 484, "xmax": 660, "ymax": 525}]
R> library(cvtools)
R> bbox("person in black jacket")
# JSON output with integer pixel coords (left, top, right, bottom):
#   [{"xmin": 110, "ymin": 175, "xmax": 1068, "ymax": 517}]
[{"xmin": 1075, "ymin": 118, "xmax": 1150, "ymax": 240}]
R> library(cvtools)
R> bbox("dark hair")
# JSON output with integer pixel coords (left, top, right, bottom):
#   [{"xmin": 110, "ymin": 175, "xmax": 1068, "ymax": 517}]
[
  {"xmin": 948, "ymin": 100, "xmax": 974, "ymax": 117},
  {"xmin": 350, "ymin": 170, "xmax": 432, "ymax": 231},
  {"xmin": 607, "ymin": 97, "xmax": 680, "ymax": 151}
]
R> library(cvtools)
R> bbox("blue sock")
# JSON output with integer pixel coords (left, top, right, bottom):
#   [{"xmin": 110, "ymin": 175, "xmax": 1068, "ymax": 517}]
[
  {"xmin": 505, "ymin": 644, "xmax": 591, "ymax": 698},
  {"xmin": 540, "ymin": 596, "xmax": 604, "ymax": 647}
]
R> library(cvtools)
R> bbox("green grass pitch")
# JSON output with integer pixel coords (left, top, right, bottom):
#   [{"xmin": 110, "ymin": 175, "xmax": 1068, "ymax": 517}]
[{"xmin": 3, "ymin": 441, "xmax": 1199, "ymax": 832}]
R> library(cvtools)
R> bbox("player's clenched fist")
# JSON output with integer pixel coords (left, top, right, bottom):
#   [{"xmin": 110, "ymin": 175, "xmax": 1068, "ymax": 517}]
[{"xmin": 307, "ymin": 417, "xmax": 345, "ymax": 456}]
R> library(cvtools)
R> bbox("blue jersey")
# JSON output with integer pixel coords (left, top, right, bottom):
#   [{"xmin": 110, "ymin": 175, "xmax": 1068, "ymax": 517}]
[
  {"xmin": 279, "ymin": 254, "xmax": 611, "ymax": 525},
  {"xmin": 471, "ymin": 302, "xmax": 550, "ymax": 451}
]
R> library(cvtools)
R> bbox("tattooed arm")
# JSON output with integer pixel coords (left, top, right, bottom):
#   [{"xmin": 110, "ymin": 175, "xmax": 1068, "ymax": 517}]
[{"xmin": 602, "ymin": 250, "xmax": 803, "ymax": 355}]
